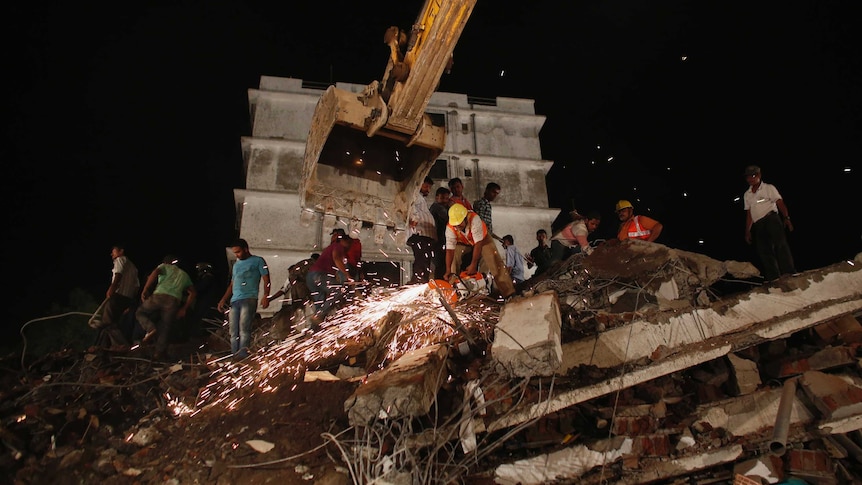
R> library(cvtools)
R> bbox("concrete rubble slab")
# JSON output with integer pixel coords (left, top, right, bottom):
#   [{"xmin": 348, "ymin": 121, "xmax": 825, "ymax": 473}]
[
  {"xmin": 344, "ymin": 343, "xmax": 449, "ymax": 426},
  {"xmin": 560, "ymin": 264, "xmax": 862, "ymax": 372},
  {"xmin": 492, "ymin": 291, "xmax": 562, "ymax": 377},
  {"xmin": 799, "ymin": 370, "xmax": 862, "ymax": 420},
  {"xmin": 494, "ymin": 436, "xmax": 633, "ymax": 484},
  {"xmin": 490, "ymin": 373, "xmax": 862, "ymax": 483},
  {"xmin": 727, "ymin": 353, "xmax": 762, "ymax": 395},
  {"xmin": 619, "ymin": 444, "xmax": 745, "ymax": 484}
]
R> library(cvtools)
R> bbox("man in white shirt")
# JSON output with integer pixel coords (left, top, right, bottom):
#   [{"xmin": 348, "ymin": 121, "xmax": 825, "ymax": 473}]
[
  {"xmin": 743, "ymin": 165, "xmax": 796, "ymax": 281},
  {"xmin": 407, "ymin": 176, "xmax": 438, "ymax": 284}
]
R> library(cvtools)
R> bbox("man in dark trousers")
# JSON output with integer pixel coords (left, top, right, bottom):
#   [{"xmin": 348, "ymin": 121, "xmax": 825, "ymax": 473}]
[
  {"xmin": 407, "ymin": 176, "xmax": 437, "ymax": 284},
  {"xmin": 99, "ymin": 244, "xmax": 140, "ymax": 351},
  {"xmin": 743, "ymin": 165, "xmax": 797, "ymax": 282}
]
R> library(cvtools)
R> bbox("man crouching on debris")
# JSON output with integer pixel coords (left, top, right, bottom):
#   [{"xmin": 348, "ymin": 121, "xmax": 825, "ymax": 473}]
[
  {"xmin": 137, "ymin": 255, "xmax": 196, "ymax": 360},
  {"xmin": 306, "ymin": 233, "xmax": 354, "ymax": 329},
  {"xmin": 444, "ymin": 203, "xmax": 515, "ymax": 299}
]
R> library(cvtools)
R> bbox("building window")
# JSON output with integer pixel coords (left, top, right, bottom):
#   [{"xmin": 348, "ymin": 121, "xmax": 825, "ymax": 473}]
[
  {"xmin": 461, "ymin": 122, "xmax": 469, "ymax": 134},
  {"xmin": 428, "ymin": 112, "xmax": 446, "ymax": 127},
  {"xmin": 429, "ymin": 159, "xmax": 448, "ymax": 180}
]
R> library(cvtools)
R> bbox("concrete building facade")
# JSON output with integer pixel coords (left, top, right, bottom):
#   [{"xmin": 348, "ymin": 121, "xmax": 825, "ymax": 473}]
[{"xmin": 233, "ymin": 75, "xmax": 559, "ymax": 315}]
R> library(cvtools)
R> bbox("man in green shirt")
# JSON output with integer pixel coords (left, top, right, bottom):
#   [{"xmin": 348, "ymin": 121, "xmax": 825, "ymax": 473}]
[{"xmin": 136, "ymin": 255, "xmax": 196, "ymax": 360}]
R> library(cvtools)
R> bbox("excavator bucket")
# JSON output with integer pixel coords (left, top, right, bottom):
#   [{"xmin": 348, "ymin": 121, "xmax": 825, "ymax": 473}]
[{"xmin": 300, "ymin": 0, "xmax": 477, "ymax": 230}]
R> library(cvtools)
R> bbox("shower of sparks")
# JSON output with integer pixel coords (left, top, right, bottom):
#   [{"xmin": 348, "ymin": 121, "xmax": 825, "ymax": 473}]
[{"xmin": 185, "ymin": 284, "xmax": 499, "ymax": 415}]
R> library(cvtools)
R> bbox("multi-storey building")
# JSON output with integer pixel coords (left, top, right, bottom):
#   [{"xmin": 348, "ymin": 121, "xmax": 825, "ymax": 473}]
[{"xmin": 233, "ymin": 76, "xmax": 558, "ymax": 315}]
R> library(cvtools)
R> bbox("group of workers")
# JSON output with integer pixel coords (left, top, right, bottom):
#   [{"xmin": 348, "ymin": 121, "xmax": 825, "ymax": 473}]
[
  {"xmin": 98, "ymin": 248, "xmax": 202, "ymax": 360},
  {"xmin": 97, "ymin": 165, "xmax": 793, "ymax": 361}
]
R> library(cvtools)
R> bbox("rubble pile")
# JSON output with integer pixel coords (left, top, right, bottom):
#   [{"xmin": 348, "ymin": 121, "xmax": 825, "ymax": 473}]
[{"xmin": 2, "ymin": 240, "xmax": 862, "ymax": 485}]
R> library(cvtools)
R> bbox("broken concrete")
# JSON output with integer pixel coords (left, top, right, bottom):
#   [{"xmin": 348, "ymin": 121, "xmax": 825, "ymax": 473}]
[
  {"xmin": 6, "ymin": 245, "xmax": 862, "ymax": 484},
  {"xmin": 344, "ymin": 343, "xmax": 449, "ymax": 425},
  {"xmin": 799, "ymin": 370, "xmax": 862, "ymax": 420},
  {"xmin": 559, "ymin": 263, "xmax": 862, "ymax": 373},
  {"xmin": 491, "ymin": 291, "xmax": 562, "ymax": 377}
]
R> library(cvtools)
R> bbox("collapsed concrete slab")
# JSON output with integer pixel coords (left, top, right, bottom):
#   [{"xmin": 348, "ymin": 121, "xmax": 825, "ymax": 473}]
[
  {"xmin": 494, "ymin": 436, "xmax": 633, "ymax": 484},
  {"xmin": 491, "ymin": 291, "xmax": 562, "ymax": 377},
  {"xmin": 799, "ymin": 370, "xmax": 862, "ymax": 420},
  {"xmin": 344, "ymin": 343, "xmax": 449, "ymax": 426},
  {"xmin": 559, "ymin": 262, "xmax": 862, "ymax": 372}
]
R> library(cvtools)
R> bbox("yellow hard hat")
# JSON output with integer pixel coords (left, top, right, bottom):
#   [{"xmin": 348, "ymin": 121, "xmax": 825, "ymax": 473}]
[
  {"xmin": 448, "ymin": 203, "xmax": 468, "ymax": 225},
  {"xmin": 615, "ymin": 200, "xmax": 633, "ymax": 212}
]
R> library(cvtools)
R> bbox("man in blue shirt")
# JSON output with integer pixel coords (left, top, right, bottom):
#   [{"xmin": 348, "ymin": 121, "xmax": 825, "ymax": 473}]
[
  {"xmin": 218, "ymin": 239, "xmax": 270, "ymax": 359},
  {"xmin": 501, "ymin": 234, "xmax": 525, "ymax": 284}
]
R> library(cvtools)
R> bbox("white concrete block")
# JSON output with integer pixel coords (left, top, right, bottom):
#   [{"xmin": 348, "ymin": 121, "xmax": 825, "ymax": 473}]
[{"xmin": 492, "ymin": 291, "xmax": 562, "ymax": 377}]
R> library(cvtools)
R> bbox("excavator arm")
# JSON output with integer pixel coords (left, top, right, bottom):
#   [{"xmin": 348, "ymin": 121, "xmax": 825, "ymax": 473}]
[{"xmin": 301, "ymin": 0, "xmax": 477, "ymax": 230}]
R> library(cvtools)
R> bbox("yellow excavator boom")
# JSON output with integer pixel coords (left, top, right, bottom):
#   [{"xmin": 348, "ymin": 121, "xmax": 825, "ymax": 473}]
[{"xmin": 300, "ymin": 0, "xmax": 477, "ymax": 229}]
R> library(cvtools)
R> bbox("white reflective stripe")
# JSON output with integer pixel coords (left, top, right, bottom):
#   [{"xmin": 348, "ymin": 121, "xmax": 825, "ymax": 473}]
[{"xmin": 627, "ymin": 216, "xmax": 651, "ymax": 238}]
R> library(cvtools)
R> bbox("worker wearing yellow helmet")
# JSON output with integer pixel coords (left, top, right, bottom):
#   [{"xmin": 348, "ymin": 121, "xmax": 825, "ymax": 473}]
[
  {"xmin": 444, "ymin": 203, "xmax": 516, "ymax": 299},
  {"xmin": 616, "ymin": 199, "xmax": 663, "ymax": 242}
]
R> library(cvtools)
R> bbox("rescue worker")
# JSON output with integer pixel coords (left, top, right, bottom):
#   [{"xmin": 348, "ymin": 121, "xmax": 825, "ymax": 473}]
[
  {"xmin": 444, "ymin": 203, "xmax": 515, "ymax": 299},
  {"xmin": 616, "ymin": 200, "xmax": 663, "ymax": 242}
]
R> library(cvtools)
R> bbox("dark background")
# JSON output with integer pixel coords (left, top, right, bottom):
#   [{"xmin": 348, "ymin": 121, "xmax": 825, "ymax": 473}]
[{"xmin": 4, "ymin": 1, "xmax": 860, "ymax": 340}]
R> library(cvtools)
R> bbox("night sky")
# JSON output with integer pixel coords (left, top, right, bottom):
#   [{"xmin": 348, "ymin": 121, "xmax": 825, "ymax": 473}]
[{"xmin": 5, "ymin": 1, "xmax": 860, "ymax": 337}]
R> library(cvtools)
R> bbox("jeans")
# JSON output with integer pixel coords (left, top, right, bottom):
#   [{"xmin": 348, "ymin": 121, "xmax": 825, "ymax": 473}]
[
  {"xmin": 306, "ymin": 270, "xmax": 346, "ymax": 321},
  {"xmin": 136, "ymin": 293, "xmax": 180, "ymax": 355},
  {"xmin": 229, "ymin": 298, "xmax": 257, "ymax": 358}
]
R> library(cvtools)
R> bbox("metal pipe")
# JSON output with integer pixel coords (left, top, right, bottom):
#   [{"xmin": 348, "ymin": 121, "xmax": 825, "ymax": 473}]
[
  {"xmin": 770, "ymin": 378, "xmax": 798, "ymax": 456},
  {"xmin": 833, "ymin": 434, "xmax": 862, "ymax": 463}
]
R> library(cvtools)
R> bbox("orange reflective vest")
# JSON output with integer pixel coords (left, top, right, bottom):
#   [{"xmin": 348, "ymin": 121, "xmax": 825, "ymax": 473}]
[
  {"xmin": 447, "ymin": 212, "xmax": 487, "ymax": 246},
  {"xmin": 620, "ymin": 215, "xmax": 653, "ymax": 240}
]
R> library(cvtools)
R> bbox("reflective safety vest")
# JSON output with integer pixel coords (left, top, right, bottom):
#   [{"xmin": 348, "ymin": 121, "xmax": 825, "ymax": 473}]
[
  {"xmin": 624, "ymin": 216, "xmax": 651, "ymax": 240},
  {"xmin": 447, "ymin": 212, "xmax": 487, "ymax": 246}
]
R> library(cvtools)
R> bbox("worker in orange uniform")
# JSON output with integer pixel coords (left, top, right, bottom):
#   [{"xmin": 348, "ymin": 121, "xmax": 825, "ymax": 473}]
[
  {"xmin": 444, "ymin": 203, "xmax": 515, "ymax": 299},
  {"xmin": 615, "ymin": 200, "xmax": 663, "ymax": 242}
]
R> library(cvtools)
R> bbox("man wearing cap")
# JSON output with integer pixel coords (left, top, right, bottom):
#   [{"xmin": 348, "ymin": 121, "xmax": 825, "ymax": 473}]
[
  {"xmin": 616, "ymin": 200, "xmax": 663, "ymax": 242},
  {"xmin": 444, "ymin": 203, "xmax": 516, "ymax": 299},
  {"xmin": 743, "ymin": 165, "xmax": 796, "ymax": 281}
]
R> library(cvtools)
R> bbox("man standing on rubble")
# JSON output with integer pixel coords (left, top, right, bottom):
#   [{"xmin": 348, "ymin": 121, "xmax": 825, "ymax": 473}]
[
  {"xmin": 526, "ymin": 229, "xmax": 553, "ymax": 277},
  {"xmin": 448, "ymin": 177, "xmax": 472, "ymax": 211},
  {"xmin": 501, "ymin": 235, "xmax": 525, "ymax": 284},
  {"xmin": 100, "ymin": 244, "xmax": 140, "ymax": 351},
  {"xmin": 217, "ymin": 239, "xmax": 270, "ymax": 359},
  {"xmin": 137, "ymin": 254, "xmax": 196, "ymax": 360},
  {"xmin": 743, "ymin": 165, "xmax": 796, "ymax": 282},
  {"xmin": 407, "ymin": 176, "xmax": 437, "ymax": 284},
  {"xmin": 306, "ymin": 233, "xmax": 354, "ymax": 329},
  {"xmin": 473, "ymin": 182, "xmax": 501, "ymax": 241},
  {"xmin": 616, "ymin": 200, "xmax": 663, "ymax": 242},
  {"xmin": 444, "ymin": 203, "xmax": 515, "ymax": 299},
  {"xmin": 429, "ymin": 186, "xmax": 452, "ymax": 279}
]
